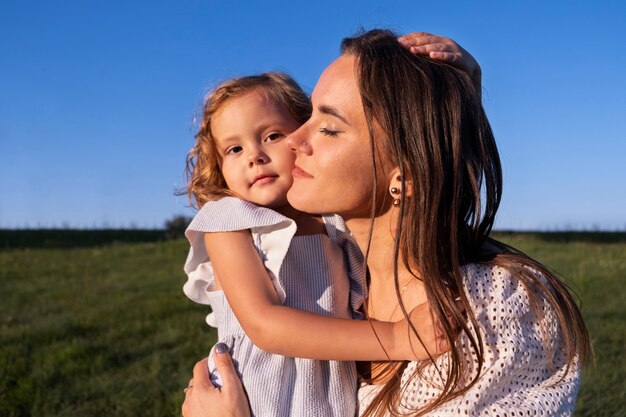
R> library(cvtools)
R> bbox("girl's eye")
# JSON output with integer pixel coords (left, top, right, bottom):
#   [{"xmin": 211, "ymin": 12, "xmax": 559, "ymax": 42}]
[
  {"xmin": 264, "ymin": 132, "xmax": 285, "ymax": 142},
  {"xmin": 319, "ymin": 127, "xmax": 340, "ymax": 137},
  {"xmin": 225, "ymin": 145, "xmax": 243, "ymax": 155}
]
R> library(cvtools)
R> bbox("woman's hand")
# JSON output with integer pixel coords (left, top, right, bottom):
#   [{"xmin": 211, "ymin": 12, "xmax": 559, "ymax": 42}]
[
  {"xmin": 182, "ymin": 344, "xmax": 251, "ymax": 417},
  {"xmin": 398, "ymin": 32, "xmax": 482, "ymax": 90}
]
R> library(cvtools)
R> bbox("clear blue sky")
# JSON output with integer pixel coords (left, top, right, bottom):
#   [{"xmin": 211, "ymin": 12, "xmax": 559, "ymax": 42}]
[{"xmin": 1, "ymin": 0, "xmax": 625, "ymax": 230}]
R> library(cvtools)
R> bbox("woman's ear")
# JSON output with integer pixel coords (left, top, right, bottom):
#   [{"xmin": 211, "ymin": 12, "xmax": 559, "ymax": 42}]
[{"xmin": 388, "ymin": 168, "xmax": 413, "ymax": 199}]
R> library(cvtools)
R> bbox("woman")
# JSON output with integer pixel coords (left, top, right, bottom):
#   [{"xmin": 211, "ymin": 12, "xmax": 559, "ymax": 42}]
[{"xmin": 183, "ymin": 29, "xmax": 590, "ymax": 416}]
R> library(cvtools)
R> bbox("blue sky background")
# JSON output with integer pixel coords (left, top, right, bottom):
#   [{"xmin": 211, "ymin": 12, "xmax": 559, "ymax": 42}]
[{"xmin": 1, "ymin": 0, "xmax": 625, "ymax": 230}]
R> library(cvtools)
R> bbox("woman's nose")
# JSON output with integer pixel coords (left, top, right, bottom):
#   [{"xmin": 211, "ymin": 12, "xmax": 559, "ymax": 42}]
[{"xmin": 286, "ymin": 124, "xmax": 312, "ymax": 155}]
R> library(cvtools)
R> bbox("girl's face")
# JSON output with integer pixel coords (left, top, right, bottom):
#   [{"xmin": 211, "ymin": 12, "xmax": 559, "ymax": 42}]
[
  {"xmin": 286, "ymin": 55, "xmax": 378, "ymax": 219},
  {"xmin": 211, "ymin": 90, "xmax": 301, "ymax": 209}
]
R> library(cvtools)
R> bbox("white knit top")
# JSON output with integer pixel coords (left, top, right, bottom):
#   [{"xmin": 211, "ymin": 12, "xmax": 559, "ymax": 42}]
[
  {"xmin": 183, "ymin": 197, "xmax": 364, "ymax": 417},
  {"xmin": 358, "ymin": 263, "xmax": 581, "ymax": 416}
]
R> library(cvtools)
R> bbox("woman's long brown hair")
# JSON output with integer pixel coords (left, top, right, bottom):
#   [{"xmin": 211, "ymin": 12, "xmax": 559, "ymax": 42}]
[{"xmin": 341, "ymin": 29, "xmax": 591, "ymax": 416}]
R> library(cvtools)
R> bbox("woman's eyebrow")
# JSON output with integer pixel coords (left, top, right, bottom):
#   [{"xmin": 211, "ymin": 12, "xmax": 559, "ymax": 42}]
[{"xmin": 318, "ymin": 105, "xmax": 350, "ymax": 126}]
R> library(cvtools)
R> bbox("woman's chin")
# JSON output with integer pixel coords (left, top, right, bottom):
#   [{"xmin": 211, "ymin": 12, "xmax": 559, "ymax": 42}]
[{"xmin": 287, "ymin": 186, "xmax": 321, "ymax": 214}]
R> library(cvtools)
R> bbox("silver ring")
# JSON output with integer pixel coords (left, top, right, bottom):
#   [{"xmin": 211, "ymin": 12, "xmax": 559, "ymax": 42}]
[{"xmin": 184, "ymin": 385, "xmax": 193, "ymax": 393}]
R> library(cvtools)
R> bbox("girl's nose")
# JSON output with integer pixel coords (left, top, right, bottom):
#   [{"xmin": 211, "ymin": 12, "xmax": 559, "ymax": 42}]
[
  {"xmin": 248, "ymin": 147, "xmax": 268, "ymax": 166},
  {"xmin": 286, "ymin": 124, "xmax": 312, "ymax": 155}
]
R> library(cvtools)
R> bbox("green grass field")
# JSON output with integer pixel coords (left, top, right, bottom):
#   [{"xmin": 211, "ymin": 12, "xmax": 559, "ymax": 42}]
[{"xmin": 0, "ymin": 232, "xmax": 624, "ymax": 416}]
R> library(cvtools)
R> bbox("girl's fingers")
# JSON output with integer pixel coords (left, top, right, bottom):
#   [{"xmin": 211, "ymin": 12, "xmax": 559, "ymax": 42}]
[
  {"xmin": 400, "ymin": 34, "xmax": 455, "ymax": 48},
  {"xmin": 409, "ymin": 43, "xmax": 456, "ymax": 55},
  {"xmin": 398, "ymin": 33, "xmax": 439, "ymax": 45},
  {"xmin": 428, "ymin": 51, "xmax": 460, "ymax": 64},
  {"xmin": 437, "ymin": 336, "xmax": 451, "ymax": 354},
  {"xmin": 399, "ymin": 31, "xmax": 432, "ymax": 39}
]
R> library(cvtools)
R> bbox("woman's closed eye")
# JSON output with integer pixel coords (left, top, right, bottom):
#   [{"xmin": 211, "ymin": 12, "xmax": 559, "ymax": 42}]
[{"xmin": 318, "ymin": 127, "xmax": 341, "ymax": 137}]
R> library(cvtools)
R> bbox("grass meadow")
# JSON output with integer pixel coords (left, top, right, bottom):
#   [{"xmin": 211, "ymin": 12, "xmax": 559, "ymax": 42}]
[{"xmin": 0, "ymin": 231, "xmax": 624, "ymax": 416}]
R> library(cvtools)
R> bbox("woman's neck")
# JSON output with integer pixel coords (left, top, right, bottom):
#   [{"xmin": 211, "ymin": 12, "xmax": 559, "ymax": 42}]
[
  {"xmin": 345, "ymin": 210, "xmax": 427, "ymax": 316},
  {"xmin": 344, "ymin": 214, "xmax": 397, "ymax": 279}
]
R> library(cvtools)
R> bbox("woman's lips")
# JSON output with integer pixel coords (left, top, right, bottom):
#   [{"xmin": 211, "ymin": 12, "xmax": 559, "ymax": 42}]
[{"xmin": 292, "ymin": 165, "xmax": 313, "ymax": 178}]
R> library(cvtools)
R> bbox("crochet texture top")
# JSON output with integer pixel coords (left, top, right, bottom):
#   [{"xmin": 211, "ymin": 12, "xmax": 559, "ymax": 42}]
[{"xmin": 358, "ymin": 263, "xmax": 581, "ymax": 416}]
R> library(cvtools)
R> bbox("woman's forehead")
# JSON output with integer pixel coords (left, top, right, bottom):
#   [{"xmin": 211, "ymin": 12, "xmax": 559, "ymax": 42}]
[{"xmin": 311, "ymin": 55, "xmax": 363, "ymax": 122}]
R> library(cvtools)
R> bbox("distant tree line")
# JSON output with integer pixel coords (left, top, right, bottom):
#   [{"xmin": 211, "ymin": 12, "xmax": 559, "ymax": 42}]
[
  {"xmin": 164, "ymin": 215, "xmax": 193, "ymax": 239},
  {"xmin": 0, "ymin": 215, "xmax": 194, "ymax": 250}
]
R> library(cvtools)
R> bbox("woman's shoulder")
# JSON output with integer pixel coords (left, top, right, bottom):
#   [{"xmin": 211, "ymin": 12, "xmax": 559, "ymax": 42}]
[
  {"xmin": 187, "ymin": 197, "xmax": 293, "ymax": 234},
  {"xmin": 461, "ymin": 262, "xmax": 515, "ymax": 299},
  {"xmin": 459, "ymin": 262, "xmax": 543, "ymax": 328},
  {"xmin": 460, "ymin": 261, "xmax": 567, "ymax": 358},
  {"xmin": 461, "ymin": 261, "xmax": 545, "ymax": 304}
]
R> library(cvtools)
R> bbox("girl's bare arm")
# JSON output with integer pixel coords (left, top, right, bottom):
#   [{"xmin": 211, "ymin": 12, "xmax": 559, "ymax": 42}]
[{"xmin": 205, "ymin": 231, "xmax": 444, "ymax": 361}]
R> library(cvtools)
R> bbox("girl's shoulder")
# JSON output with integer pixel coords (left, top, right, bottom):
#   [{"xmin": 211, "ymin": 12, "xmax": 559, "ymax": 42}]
[
  {"xmin": 183, "ymin": 197, "xmax": 297, "ymax": 307},
  {"xmin": 187, "ymin": 197, "xmax": 294, "ymax": 234}
]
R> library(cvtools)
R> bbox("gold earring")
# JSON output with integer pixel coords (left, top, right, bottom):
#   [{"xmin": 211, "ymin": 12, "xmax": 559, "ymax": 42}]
[{"xmin": 390, "ymin": 187, "xmax": 402, "ymax": 207}]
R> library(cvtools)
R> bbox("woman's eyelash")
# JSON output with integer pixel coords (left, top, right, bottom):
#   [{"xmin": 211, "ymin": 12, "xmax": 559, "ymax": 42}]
[{"xmin": 319, "ymin": 128, "xmax": 340, "ymax": 137}]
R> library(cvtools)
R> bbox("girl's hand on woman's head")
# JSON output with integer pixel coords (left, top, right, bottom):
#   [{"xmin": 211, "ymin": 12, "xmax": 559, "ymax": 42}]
[
  {"xmin": 398, "ymin": 32, "xmax": 482, "ymax": 90},
  {"xmin": 182, "ymin": 344, "xmax": 251, "ymax": 417}
]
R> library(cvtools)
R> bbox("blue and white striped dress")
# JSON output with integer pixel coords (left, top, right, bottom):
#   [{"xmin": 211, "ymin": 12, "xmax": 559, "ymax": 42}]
[{"xmin": 183, "ymin": 197, "xmax": 364, "ymax": 417}]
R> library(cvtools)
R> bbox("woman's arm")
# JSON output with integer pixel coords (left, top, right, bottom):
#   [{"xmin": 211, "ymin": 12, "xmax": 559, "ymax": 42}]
[{"xmin": 205, "ymin": 231, "xmax": 444, "ymax": 361}]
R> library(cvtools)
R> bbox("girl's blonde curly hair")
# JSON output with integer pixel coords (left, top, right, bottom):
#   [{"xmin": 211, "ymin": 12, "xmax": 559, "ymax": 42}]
[{"xmin": 183, "ymin": 72, "xmax": 311, "ymax": 209}]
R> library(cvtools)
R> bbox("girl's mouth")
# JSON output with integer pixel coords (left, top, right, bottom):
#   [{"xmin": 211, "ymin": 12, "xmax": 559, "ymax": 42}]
[{"xmin": 252, "ymin": 174, "xmax": 279, "ymax": 186}]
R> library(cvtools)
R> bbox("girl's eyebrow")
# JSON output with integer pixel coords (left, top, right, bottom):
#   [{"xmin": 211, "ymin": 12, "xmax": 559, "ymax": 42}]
[
  {"xmin": 318, "ymin": 105, "xmax": 350, "ymax": 126},
  {"xmin": 214, "ymin": 135, "xmax": 239, "ymax": 151}
]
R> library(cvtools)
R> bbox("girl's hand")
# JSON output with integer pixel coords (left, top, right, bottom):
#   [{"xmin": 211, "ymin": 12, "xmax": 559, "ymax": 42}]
[
  {"xmin": 182, "ymin": 344, "xmax": 251, "ymax": 417},
  {"xmin": 403, "ymin": 301, "xmax": 452, "ymax": 360},
  {"xmin": 398, "ymin": 32, "xmax": 482, "ymax": 90}
]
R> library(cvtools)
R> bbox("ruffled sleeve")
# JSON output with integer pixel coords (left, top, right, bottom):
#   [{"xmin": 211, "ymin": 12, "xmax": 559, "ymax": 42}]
[
  {"xmin": 322, "ymin": 214, "xmax": 366, "ymax": 319},
  {"xmin": 183, "ymin": 197, "xmax": 296, "ymax": 308}
]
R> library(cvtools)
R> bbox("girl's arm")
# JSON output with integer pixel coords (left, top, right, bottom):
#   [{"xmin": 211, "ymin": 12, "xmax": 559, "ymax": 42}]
[{"xmin": 205, "ymin": 231, "xmax": 444, "ymax": 361}]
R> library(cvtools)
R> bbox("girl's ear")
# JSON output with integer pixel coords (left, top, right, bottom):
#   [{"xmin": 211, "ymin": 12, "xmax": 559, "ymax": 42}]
[{"xmin": 388, "ymin": 168, "xmax": 413, "ymax": 199}]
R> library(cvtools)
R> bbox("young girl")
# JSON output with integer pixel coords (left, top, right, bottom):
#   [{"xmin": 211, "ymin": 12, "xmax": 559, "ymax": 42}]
[{"xmin": 181, "ymin": 36, "xmax": 481, "ymax": 417}]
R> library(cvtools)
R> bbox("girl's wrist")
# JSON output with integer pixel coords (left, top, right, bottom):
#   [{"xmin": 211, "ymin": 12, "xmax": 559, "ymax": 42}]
[{"xmin": 390, "ymin": 318, "xmax": 413, "ymax": 361}]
